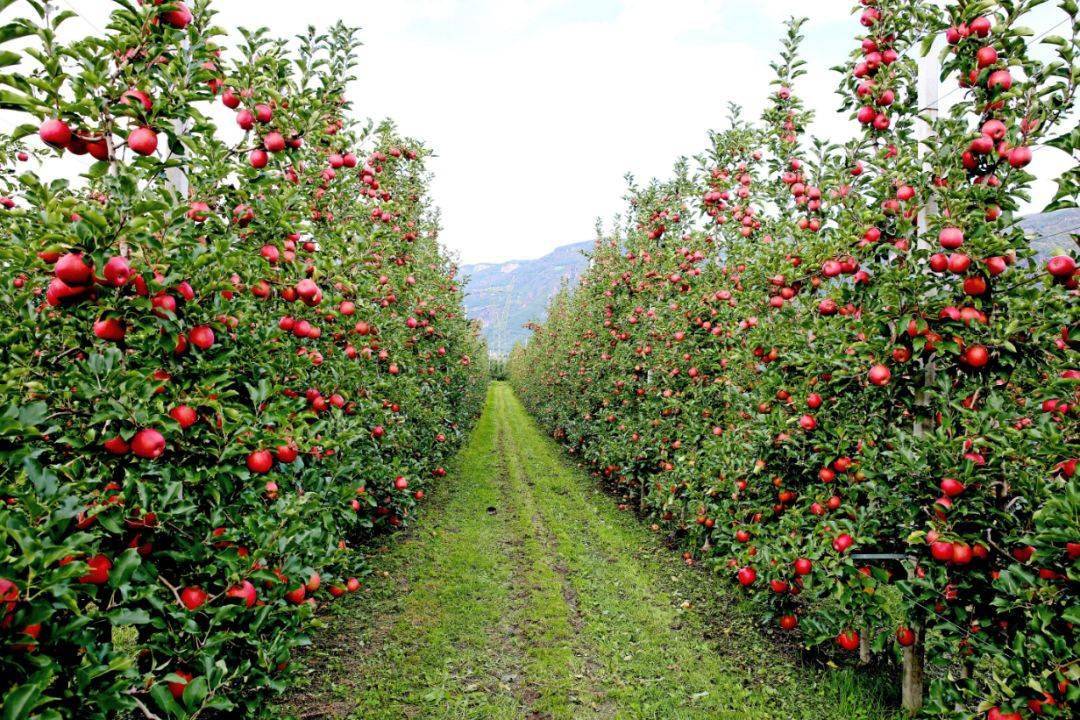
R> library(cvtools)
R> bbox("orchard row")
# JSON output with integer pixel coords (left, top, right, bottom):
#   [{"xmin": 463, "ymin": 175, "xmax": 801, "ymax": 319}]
[
  {"xmin": 0, "ymin": 1, "xmax": 486, "ymax": 718},
  {"xmin": 510, "ymin": 2, "xmax": 1078, "ymax": 718}
]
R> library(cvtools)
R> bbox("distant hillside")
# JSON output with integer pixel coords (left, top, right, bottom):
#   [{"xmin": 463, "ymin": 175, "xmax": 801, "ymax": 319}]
[
  {"xmin": 461, "ymin": 209, "xmax": 1078, "ymax": 357},
  {"xmin": 461, "ymin": 241, "xmax": 591, "ymax": 357},
  {"xmin": 1019, "ymin": 207, "xmax": 1080, "ymax": 259}
]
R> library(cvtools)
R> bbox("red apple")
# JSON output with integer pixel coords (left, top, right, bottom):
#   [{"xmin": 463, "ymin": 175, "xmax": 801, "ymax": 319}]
[
  {"xmin": 246, "ymin": 450, "xmax": 273, "ymax": 474},
  {"xmin": 868, "ymin": 364, "xmax": 891, "ymax": 386},
  {"xmin": 189, "ymin": 325, "xmax": 215, "ymax": 350},
  {"xmin": 167, "ymin": 670, "xmax": 193, "ymax": 700},
  {"xmin": 79, "ymin": 554, "xmax": 112, "ymax": 584},
  {"xmin": 170, "ymin": 405, "xmax": 197, "ymax": 429},
  {"xmin": 39, "ymin": 118, "xmax": 72, "ymax": 148},
  {"xmin": 103, "ymin": 256, "xmax": 133, "ymax": 286},
  {"xmin": 93, "ymin": 318, "xmax": 126, "ymax": 342},
  {"xmin": 1047, "ymin": 255, "xmax": 1075, "ymax": 278},
  {"xmin": 836, "ymin": 629, "xmax": 860, "ymax": 651},
  {"xmin": 131, "ymin": 428, "xmax": 165, "ymax": 459},
  {"xmin": 180, "ymin": 586, "xmax": 207, "ymax": 611},
  {"xmin": 127, "ymin": 127, "xmax": 158, "ymax": 156},
  {"xmin": 55, "ymin": 252, "xmax": 94, "ymax": 286}
]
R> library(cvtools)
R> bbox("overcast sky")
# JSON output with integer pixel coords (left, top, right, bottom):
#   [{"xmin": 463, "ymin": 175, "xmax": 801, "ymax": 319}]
[{"xmin": 8, "ymin": 1, "xmax": 1075, "ymax": 264}]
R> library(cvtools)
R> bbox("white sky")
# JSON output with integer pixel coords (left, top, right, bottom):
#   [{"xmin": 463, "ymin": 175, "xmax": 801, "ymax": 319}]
[{"xmin": 5, "ymin": 1, "xmax": 1075, "ymax": 264}]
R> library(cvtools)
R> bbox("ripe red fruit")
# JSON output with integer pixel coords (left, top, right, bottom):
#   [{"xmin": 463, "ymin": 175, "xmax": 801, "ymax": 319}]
[
  {"xmin": 296, "ymin": 278, "xmax": 319, "ymax": 300},
  {"xmin": 798, "ymin": 414, "xmax": 817, "ymax": 431},
  {"xmin": 836, "ymin": 629, "xmax": 860, "ymax": 651},
  {"xmin": 226, "ymin": 580, "xmax": 257, "ymax": 607},
  {"xmin": 975, "ymin": 45, "xmax": 998, "ymax": 68},
  {"xmin": 275, "ymin": 445, "xmax": 298, "ymax": 463},
  {"xmin": 222, "ymin": 88, "xmax": 240, "ymax": 108},
  {"xmin": 947, "ymin": 253, "xmax": 971, "ymax": 273},
  {"xmin": 793, "ymin": 558, "xmax": 812, "ymax": 575},
  {"xmin": 39, "ymin": 118, "xmax": 72, "ymax": 148},
  {"xmin": 806, "ymin": 393, "xmax": 822, "ymax": 409},
  {"xmin": 988, "ymin": 69, "xmax": 1012, "ymax": 91},
  {"xmin": 1047, "ymin": 255, "xmax": 1076, "ymax": 278},
  {"xmin": 940, "ymin": 477, "xmax": 965, "ymax": 497},
  {"xmin": 832, "ymin": 534, "xmax": 853, "ymax": 553},
  {"xmin": 189, "ymin": 325, "xmax": 215, "ymax": 350},
  {"xmin": 346, "ymin": 577, "xmax": 361, "ymax": 592},
  {"xmin": 249, "ymin": 148, "xmax": 269, "ymax": 168},
  {"xmin": 394, "ymin": 476, "xmax": 409, "ymax": 490},
  {"xmin": 93, "ymin": 318, "xmax": 126, "ymax": 342},
  {"xmin": 779, "ymin": 614, "xmax": 798, "ymax": 630},
  {"xmin": 962, "ymin": 344, "xmax": 990, "ymax": 368},
  {"xmin": 939, "ymin": 227, "xmax": 964, "ymax": 249},
  {"xmin": 170, "ymin": 405, "xmax": 197, "ymax": 429},
  {"xmin": 103, "ymin": 256, "xmax": 132, "ymax": 286},
  {"xmin": 246, "ymin": 450, "xmax": 274, "ymax": 474},
  {"xmin": 1012, "ymin": 545, "xmax": 1035, "ymax": 562},
  {"xmin": 127, "ymin": 127, "xmax": 158, "ymax": 156},
  {"xmin": 930, "ymin": 540, "xmax": 955, "ymax": 562},
  {"xmin": 970, "ymin": 16, "xmax": 991, "ymax": 36},
  {"xmin": 236, "ymin": 109, "xmax": 255, "ymax": 130},
  {"xmin": 736, "ymin": 566, "xmax": 757, "ymax": 586},
  {"xmin": 55, "ymin": 252, "xmax": 94, "ymax": 286},
  {"xmin": 103, "ymin": 436, "xmax": 130, "ymax": 455},
  {"xmin": 254, "ymin": 104, "xmax": 272, "ymax": 123},
  {"xmin": 180, "ymin": 586, "xmax": 207, "ymax": 610},
  {"xmin": 131, "ymin": 428, "xmax": 165, "ymax": 459},
  {"xmin": 285, "ymin": 584, "xmax": 306, "ymax": 604},
  {"xmin": 868, "ymin": 364, "xmax": 891, "ymax": 386},
  {"xmin": 79, "ymin": 554, "xmax": 112, "ymax": 584},
  {"xmin": 963, "ymin": 275, "xmax": 988, "ymax": 296},
  {"xmin": 264, "ymin": 131, "xmax": 286, "ymax": 153},
  {"xmin": 895, "ymin": 626, "xmax": 915, "ymax": 646},
  {"xmin": 160, "ymin": 1, "xmax": 193, "ymax": 29},
  {"xmin": 1008, "ymin": 146, "xmax": 1032, "ymax": 168},
  {"xmin": 167, "ymin": 670, "xmax": 193, "ymax": 700}
]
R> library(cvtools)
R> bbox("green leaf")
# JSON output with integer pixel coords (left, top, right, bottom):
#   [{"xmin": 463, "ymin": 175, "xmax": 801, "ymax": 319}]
[
  {"xmin": 110, "ymin": 548, "xmax": 142, "ymax": 587},
  {"xmin": 109, "ymin": 608, "xmax": 152, "ymax": 625},
  {"xmin": 182, "ymin": 676, "xmax": 208, "ymax": 709},
  {"xmin": 2, "ymin": 680, "xmax": 45, "ymax": 720}
]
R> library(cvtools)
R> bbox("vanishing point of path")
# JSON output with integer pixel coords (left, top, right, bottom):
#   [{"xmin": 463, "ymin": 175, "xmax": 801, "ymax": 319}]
[{"xmin": 279, "ymin": 383, "xmax": 894, "ymax": 720}]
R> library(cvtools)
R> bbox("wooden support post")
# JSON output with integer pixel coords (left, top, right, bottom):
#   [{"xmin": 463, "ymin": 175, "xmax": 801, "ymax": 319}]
[
  {"xmin": 859, "ymin": 627, "xmax": 872, "ymax": 665},
  {"xmin": 902, "ymin": 564, "xmax": 926, "ymax": 713},
  {"xmin": 899, "ymin": 46, "xmax": 941, "ymax": 716}
]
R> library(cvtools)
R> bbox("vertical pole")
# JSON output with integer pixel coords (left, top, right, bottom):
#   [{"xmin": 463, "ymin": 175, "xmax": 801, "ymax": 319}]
[
  {"xmin": 164, "ymin": 39, "xmax": 192, "ymax": 196},
  {"xmin": 859, "ymin": 628, "xmax": 872, "ymax": 665},
  {"xmin": 903, "ymin": 46, "xmax": 940, "ymax": 717},
  {"xmin": 163, "ymin": 116, "xmax": 190, "ymax": 196}
]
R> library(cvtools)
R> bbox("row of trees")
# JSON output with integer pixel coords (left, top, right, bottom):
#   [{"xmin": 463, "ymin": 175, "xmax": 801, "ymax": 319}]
[
  {"xmin": 510, "ymin": 1, "xmax": 1078, "ymax": 717},
  {"xmin": 0, "ymin": 1, "xmax": 487, "ymax": 717}
]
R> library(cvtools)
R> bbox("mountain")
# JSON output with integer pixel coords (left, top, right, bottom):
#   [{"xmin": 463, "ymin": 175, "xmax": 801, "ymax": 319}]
[
  {"xmin": 461, "ymin": 241, "xmax": 591, "ymax": 357},
  {"xmin": 460, "ymin": 209, "xmax": 1078, "ymax": 357},
  {"xmin": 1018, "ymin": 207, "xmax": 1080, "ymax": 260}
]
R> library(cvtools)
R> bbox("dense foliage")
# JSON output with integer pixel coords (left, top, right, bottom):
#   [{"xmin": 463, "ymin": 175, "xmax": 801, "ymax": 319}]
[
  {"xmin": 0, "ymin": 1, "xmax": 486, "ymax": 717},
  {"xmin": 510, "ymin": 1, "xmax": 1079, "ymax": 717}
]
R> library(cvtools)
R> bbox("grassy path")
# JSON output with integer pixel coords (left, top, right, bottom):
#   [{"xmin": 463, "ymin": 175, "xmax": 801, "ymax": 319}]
[{"xmin": 279, "ymin": 383, "xmax": 895, "ymax": 720}]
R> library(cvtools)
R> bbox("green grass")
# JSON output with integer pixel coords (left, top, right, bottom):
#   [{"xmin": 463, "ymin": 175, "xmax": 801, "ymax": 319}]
[{"xmin": 277, "ymin": 383, "xmax": 898, "ymax": 720}]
